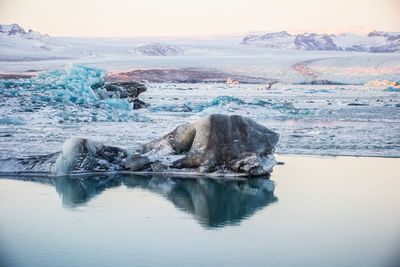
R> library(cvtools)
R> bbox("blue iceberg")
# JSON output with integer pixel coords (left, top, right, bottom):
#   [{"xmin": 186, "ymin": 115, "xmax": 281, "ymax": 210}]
[{"xmin": 0, "ymin": 65, "xmax": 146, "ymax": 123}]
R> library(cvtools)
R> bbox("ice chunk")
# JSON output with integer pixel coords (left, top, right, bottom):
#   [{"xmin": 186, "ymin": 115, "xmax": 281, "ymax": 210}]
[
  {"xmin": 0, "ymin": 116, "xmax": 26, "ymax": 125},
  {"xmin": 54, "ymin": 137, "xmax": 128, "ymax": 175},
  {"xmin": 0, "ymin": 65, "xmax": 148, "ymax": 123}
]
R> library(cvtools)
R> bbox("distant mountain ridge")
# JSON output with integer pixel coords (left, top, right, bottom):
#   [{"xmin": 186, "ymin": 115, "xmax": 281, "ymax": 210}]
[
  {"xmin": 131, "ymin": 43, "xmax": 183, "ymax": 56},
  {"xmin": 0, "ymin": 23, "xmax": 48, "ymax": 39},
  {"xmin": 0, "ymin": 23, "xmax": 69, "ymax": 61},
  {"xmin": 241, "ymin": 30, "xmax": 400, "ymax": 52}
]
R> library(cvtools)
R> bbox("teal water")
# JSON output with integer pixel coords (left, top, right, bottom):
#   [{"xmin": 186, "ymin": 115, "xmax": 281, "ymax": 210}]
[{"xmin": 0, "ymin": 156, "xmax": 399, "ymax": 267}]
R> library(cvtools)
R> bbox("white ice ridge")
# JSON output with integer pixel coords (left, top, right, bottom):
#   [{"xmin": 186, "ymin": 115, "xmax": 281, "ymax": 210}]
[{"xmin": 54, "ymin": 138, "xmax": 104, "ymax": 175}]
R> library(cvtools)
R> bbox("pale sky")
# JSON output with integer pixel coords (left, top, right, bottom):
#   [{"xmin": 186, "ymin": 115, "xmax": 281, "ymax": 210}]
[{"xmin": 0, "ymin": 0, "xmax": 399, "ymax": 37}]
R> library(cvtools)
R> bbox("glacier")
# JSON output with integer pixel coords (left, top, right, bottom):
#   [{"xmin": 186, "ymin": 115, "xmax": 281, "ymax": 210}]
[{"xmin": 1, "ymin": 24, "xmax": 400, "ymax": 86}]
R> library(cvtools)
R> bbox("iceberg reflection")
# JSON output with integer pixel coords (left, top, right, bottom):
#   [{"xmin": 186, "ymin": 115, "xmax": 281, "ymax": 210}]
[{"xmin": 53, "ymin": 174, "xmax": 278, "ymax": 228}]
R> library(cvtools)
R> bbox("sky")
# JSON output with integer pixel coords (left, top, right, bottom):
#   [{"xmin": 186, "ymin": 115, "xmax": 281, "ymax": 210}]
[{"xmin": 0, "ymin": 0, "xmax": 399, "ymax": 37}]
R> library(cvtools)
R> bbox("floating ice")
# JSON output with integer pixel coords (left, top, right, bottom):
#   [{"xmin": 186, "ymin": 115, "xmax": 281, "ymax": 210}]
[
  {"xmin": 0, "ymin": 116, "xmax": 26, "ymax": 125},
  {"xmin": 0, "ymin": 65, "xmax": 147, "ymax": 123},
  {"xmin": 53, "ymin": 137, "xmax": 129, "ymax": 175},
  {"xmin": 384, "ymin": 85, "xmax": 400, "ymax": 93},
  {"xmin": 151, "ymin": 95, "xmax": 315, "ymax": 118},
  {"xmin": 53, "ymin": 137, "xmax": 94, "ymax": 175},
  {"xmin": 150, "ymin": 96, "xmax": 244, "ymax": 112},
  {"xmin": 1, "ymin": 80, "xmax": 399, "ymax": 160}
]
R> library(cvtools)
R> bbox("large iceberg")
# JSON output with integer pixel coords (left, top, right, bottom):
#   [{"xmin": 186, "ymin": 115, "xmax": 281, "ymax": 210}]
[
  {"xmin": 0, "ymin": 115, "xmax": 279, "ymax": 177},
  {"xmin": 0, "ymin": 65, "xmax": 148, "ymax": 123}
]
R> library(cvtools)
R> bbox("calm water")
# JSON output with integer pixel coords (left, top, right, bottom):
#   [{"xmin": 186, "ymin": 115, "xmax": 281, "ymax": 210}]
[{"xmin": 0, "ymin": 155, "xmax": 399, "ymax": 267}]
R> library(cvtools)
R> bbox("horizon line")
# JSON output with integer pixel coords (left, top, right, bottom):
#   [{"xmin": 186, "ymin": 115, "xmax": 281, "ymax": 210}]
[{"xmin": 1, "ymin": 22, "xmax": 399, "ymax": 38}]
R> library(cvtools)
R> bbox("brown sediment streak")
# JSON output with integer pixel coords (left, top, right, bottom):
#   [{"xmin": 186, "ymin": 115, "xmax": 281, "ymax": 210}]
[
  {"xmin": 292, "ymin": 60, "xmax": 318, "ymax": 79},
  {"xmin": 105, "ymin": 68, "xmax": 276, "ymax": 84},
  {"xmin": 0, "ymin": 72, "xmax": 37, "ymax": 79},
  {"xmin": 292, "ymin": 57, "xmax": 338, "ymax": 80}
]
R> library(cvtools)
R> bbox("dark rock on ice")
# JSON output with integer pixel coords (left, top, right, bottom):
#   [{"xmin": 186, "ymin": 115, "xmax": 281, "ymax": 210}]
[
  {"xmin": 124, "ymin": 154, "xmax": 150, "ymax": 171},
  {"xmin": 92, "ymin": 81, "xmax": 148, "ymax": 109},
  {"xmin": 132, "ymin": 98, "xmax": 147, "ymax": 109},
  {"xmin": 142, "ymin": 114, "xmax": 279, "ymax": 176},
  {"xmin": 103, "ymin": 82, "xmax": 147, "ymax": 98}
]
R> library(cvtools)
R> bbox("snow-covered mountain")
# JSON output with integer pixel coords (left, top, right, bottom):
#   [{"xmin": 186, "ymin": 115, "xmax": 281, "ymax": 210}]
[
  {"xmin": 241, "ymin": 31, "xmax": 400, "ymax": 52},
  {"xmin": 0, "ymin": 23, "xmax": 48, "ymax": 39},
  {"xmin": 0, "ymin": 23, "xmax": 186, "ymax": 62},
  {"xmin": 294, "ymin": 33, "xmax": 338, "ymax": 50},
  {"xmin": 0, "ymin": 23, "xmax": 68, "ymax": 60},
  {"xmin": 241, "ymin": 31, "xmax": 295, "ymax": 49},
  {"xmin": 131, "ymin": 43, "xmax": 183, "ymax": 56},
  {"xmin": 0, "ymin": 23, "xmax": 27, "ymax": 35}
]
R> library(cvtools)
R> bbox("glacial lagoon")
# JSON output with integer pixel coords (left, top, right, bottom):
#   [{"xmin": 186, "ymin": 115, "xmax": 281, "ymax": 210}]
[{"xmin": 1, "ymin": 156, "xmax": 399, "ymax": 267}]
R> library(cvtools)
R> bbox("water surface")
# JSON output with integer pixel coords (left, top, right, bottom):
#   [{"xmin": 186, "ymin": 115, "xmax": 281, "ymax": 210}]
[{"xmin": 1, "ymin": 155, "xmax": 399, "ymax": 267}]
